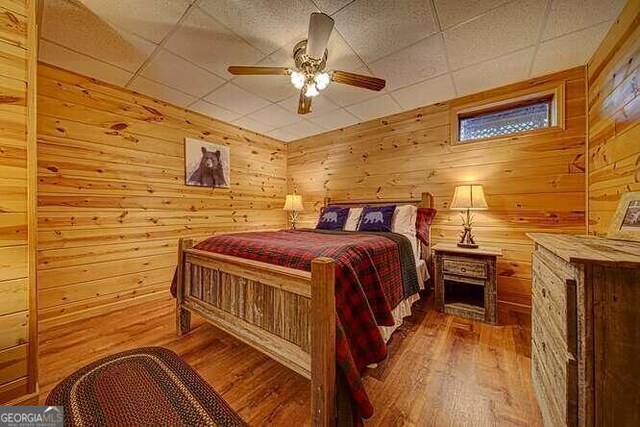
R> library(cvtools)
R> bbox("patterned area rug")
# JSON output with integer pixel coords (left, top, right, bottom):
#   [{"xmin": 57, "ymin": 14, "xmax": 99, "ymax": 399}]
[{"xmin": 46, "ymin": 347, "xmax": 246, "ymax": 426}]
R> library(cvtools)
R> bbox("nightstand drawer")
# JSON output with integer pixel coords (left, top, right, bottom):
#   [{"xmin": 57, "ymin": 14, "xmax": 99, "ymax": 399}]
[{"xmin": 442, "ymin": 257, "xmax": 487, "ymax": 279}]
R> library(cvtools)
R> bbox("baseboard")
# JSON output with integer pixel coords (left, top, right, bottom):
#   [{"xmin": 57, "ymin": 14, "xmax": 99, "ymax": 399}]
[
  {"xmin": 497, "ymin": 300, "xmax": 531, "ymax": 328},
  {"xmin": 6, "ymin": 390, "xmax": 39, "ymax": 406}
]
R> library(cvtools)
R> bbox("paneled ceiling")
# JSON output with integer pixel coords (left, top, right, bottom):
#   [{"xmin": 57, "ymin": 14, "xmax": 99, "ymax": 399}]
[{"xmin": 40, "ymin": 0, "xmax": 625, "ymax": 142}]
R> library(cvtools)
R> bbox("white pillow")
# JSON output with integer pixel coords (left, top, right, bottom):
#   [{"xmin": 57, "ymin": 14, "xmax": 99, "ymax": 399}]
[
  {"xmin": 392, "ymin": 205, "xmax": 417, "ymax": 235},
  {"xmin": 343, "ymin": 207, "xmax": 363, "ymax": 231},
  {"xmin": 392, "ymin": 205, "xmax": 419, "ymax": 262}
]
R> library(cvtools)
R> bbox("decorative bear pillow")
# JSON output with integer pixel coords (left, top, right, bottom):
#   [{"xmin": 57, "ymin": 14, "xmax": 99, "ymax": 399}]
[
  {"xmin": 357, "ymin": 205, "xmax": 396, "ymax": 232},
  {"xmin": 316, "ymin": 206, "xmax": 349, "ymax": 230}
]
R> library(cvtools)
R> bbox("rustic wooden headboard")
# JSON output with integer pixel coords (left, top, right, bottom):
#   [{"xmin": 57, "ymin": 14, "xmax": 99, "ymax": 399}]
[{"xmin": 323, "ymin": 192, "xmax": 434, "ymax": 209}]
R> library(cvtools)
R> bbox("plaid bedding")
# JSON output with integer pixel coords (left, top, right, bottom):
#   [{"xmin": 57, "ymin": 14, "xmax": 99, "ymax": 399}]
[{"xmin": 171, "ymin": 229, "xmax": 419, "ymax": 422}]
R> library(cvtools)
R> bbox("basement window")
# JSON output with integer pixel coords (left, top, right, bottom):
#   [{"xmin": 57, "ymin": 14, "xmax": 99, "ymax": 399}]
[
  {"xmin": 459, "ymin": 98, "xmax": 552, "ymax": 142},
  {"xmin": 451, "ymin": 82, "xmax": 564, "ymax": 145}
]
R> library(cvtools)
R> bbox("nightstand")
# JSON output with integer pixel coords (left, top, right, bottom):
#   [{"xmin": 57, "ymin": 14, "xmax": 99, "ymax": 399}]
[{"xmin": 432, "ymin": 243, "xmax": 503, "ymax": 325}]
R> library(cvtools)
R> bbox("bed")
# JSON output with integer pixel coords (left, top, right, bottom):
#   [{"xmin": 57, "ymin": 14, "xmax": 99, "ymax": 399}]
[{"xmin": 173, "ymin": 193, "xmax": 435, "ymax": 425}]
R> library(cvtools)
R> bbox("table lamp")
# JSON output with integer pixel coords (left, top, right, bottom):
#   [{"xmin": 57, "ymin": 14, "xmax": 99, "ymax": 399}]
[
  {"xmin": 283, "ymin": 194, "xmax": 303, "ymax": 230},
  {"xmin": 450, "ymin": 184, "xmax": 488, "ymax": 248}
]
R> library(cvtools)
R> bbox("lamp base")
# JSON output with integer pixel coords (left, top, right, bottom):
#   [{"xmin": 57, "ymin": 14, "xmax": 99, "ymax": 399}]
[
  {"xmin": 457, "ymin": 242, "xmax": 479, "ymax": 249},
  {"xmin": 457, "ymin": 221, "xmax": 479, "ymax": 249}
]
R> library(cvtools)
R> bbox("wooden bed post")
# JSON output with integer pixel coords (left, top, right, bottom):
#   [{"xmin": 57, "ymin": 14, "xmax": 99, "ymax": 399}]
[
  {"xmin": 311, "ymin": 257, "xmax": 336, "ymax": 426},
  {"xmin": 176, "ymin": 238, "xmax": 193, "ymax": 336},
  {"xmin": 421, "ymin": 191, "xmax": 434, "ymax": 208}
]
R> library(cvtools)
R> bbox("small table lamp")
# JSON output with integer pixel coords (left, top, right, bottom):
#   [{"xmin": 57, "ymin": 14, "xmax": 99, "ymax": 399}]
[
  {"xmin": 283, "ymin": 194, "xmax": 304, "ymax": 230},
  {"xmin": 450, "ymin": 184, "xmax": 488, "ymax": 248}
]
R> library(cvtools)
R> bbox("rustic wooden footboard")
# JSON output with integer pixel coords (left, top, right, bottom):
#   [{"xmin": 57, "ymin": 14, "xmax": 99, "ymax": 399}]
[{"xmin": 175, "ymin": 238, "xmax": 336, "ymax": 426}]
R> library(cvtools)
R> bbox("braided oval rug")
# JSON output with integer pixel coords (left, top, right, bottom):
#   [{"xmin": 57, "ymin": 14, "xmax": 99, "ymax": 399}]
[{"xmin": 46, "ymin": 347, "xmax": 246, "ymax": 427}]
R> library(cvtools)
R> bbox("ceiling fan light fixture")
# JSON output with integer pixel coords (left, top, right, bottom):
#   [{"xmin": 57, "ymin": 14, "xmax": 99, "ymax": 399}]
[
  {"xmin": 305, "ymin": 83, "xmax": 319, "ymax": 97},
  {"xmin": 290, "ymin": 70, "xmax": 305, "ymax": 89},
  {"xmin": 314, "ymin": 72, "xmax": 330, "ymax": 90}
]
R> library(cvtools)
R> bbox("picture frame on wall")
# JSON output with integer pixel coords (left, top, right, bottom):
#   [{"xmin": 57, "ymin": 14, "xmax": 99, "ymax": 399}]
[
  {"xmin": 184, "ymin": 138, "xmax": 230, "ymax": 188},
  {"xmin": 607, "ymin": 191, "xmax": 640, "ymax": 242}
]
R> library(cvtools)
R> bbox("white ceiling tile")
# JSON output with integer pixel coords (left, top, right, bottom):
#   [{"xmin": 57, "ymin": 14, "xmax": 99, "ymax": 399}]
[
  {"xmin": 141, "ymin": 49, "xmax": 225, "ymax": 97},
  {"xmin": 444, "ymin": 0, "xmax": 547, "ymax": 70},
  {"xmin": 279, "ymin": 119, "xmax": 325, "ymax": 139},
  {"xmin": 370, "ymin": 34, "xmax": 448, "ymax": 91},
  {"xmin": 325, "ymin": 32, "xmax": 366, "ymax": 71},
  {"xmin": 164, "ymin": 7, "xmax": 264, "ymax": 77},
  {"xmin": 129, "ymin": 76, "xmax": 198, "ymax": 107},
  {"xmin": 391, "ymin": 74, "xmax": 455, "ymax": 110},
  {"xmin": 532, "ymin": 21, "xmax": 612, "ymax": 77},
  {"xmin": 542, "ymin": 0, "xmax": 626, "ymax": 41},
  {"xmin": 197, "ymin": 0, "xmax": 316, "ymax": 55},
  {"xmin": 278, "ymin": 93, "xmax": 340, "ymax": 115},
  {"xmin": 453, "ymin": 47, "xmax": 535, "ymax": 96},
  {"xmin": 345, "ymin": 94, "xmax": 401, "ymax": 121},
  {"xmin": 434, "ymin": 0, "xmax": 510, "ymax": 30},
  {"xmin": 333, "ymin": 0, "xmax": 438, "ymax": 62},
  {"xmin": 42, "ymin": 0, "xmax": 157, "ymax": 72},
  {"xmin": 248, "ymin": 104, "xmax": 301, "ymax": 128},
  {"xmin": 266, "ymin": 128, "xmax": 298, "ymax": 142},
  {"xmin": 232, "ymin": 116, "xmax": 276, "ymax": 134},
  {"xmin": 204, "ymin": 82, "xmax": 271, "ymax": 115},
  {"xmin": 311, "ymin": 0, "xmax": 353, "ymax": 15},
  {"xmin": 188, "ymin": 100, "xmax": 242, "ymax": 123},
  {"xmin": 308, "ymin": 108, "xmax": 360, "ymax": 130},
  {"xmin": 79, "ymin": 0, "xmax": 191, "ymax": 44},
  {"xmin": 38, "ymin": 40, "xmax": 133, "ymax": 86}
]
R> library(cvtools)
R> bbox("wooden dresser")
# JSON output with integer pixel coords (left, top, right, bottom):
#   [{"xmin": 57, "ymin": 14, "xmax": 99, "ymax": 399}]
[{"xmin": 528, "ymin": 233, "xmax": 640, "ymax": 426}]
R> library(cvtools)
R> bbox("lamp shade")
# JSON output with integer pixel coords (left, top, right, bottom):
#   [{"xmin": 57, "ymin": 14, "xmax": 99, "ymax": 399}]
[
  {"xmin": 450, "ymin": 185, "xmax": 488, "ymax": 210},
  {"xmin": 283, "ymin": 194, "xmax": 304, "ymax": 211}
]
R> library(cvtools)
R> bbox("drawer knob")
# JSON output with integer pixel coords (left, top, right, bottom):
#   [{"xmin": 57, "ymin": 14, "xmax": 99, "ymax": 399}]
[
  {"xmin": 542, "ymin": 288, "xmax": 546, "ymax": 297},
  {"xmin": 461, "ymin": 267, "xmax": 467, "ymax": 272}
]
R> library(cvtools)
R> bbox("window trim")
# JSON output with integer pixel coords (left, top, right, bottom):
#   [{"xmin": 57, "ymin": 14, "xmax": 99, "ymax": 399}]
[{"xmin": 450, "ymin": 81, "xmax": 566, "ymax": 146}]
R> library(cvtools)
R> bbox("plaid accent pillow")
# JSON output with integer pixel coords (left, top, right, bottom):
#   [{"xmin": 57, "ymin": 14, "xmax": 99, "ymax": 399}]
[
  {"xmin": 316, "ymin": 206, "xmax": 349, "ymax": 230},
  {"xmin": 358, "ymin": 205, "xmax": 396, "ymax": 232},
  {"xmin": 416, "ymin": 207, "xmax": 437, "ymax": 245}
]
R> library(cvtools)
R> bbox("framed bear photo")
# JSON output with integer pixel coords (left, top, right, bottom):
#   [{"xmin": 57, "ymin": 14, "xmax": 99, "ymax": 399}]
[
  {"xmin": 184, "ymin": 138, "xmax": 230, "ymax": 188},
  {"xmin": 607, "ymin": 191, "xmax": 640, "ymax": 242}
]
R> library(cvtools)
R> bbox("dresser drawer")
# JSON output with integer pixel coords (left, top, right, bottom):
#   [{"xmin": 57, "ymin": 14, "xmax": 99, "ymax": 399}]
[{"xmin": 442, "ymin": 257, "xmax": 487, "ymax": 279}]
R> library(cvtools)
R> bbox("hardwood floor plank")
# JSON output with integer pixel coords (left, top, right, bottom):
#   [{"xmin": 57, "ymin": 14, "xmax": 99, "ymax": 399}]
[{"xmin": 39, "ymin": 295, "xmax": 541, "ymax": 426}]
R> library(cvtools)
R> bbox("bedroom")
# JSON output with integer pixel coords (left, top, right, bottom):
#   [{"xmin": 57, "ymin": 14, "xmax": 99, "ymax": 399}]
[{"xmin": 1, "ymin": 0, "xmax": 639, "ymax": 425}]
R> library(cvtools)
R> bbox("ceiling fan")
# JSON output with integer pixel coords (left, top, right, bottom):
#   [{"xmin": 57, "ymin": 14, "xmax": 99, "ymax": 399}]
[{"xmin": 228, "ymin": 12, "xmax": 386, "ymax": 115}]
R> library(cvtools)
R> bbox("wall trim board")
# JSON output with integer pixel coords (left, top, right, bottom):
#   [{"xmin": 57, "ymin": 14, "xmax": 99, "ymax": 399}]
[
  {"xmin": 0, "ymin": 0, "xmax": 36, "ymax": 404},
  {"xmin": 586, "ymin": 0, "xmax": 640, "ymax": 236}
]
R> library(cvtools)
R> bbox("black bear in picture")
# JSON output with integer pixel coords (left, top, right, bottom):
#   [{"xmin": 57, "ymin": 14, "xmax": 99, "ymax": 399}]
[{"xmin": 188, "ymin": 147, "xmax": 227, "ymax": 187}]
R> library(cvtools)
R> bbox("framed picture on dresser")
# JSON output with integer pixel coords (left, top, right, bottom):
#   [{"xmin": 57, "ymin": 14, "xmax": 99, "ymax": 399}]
[{"xmin": 607, "ymin": 191, "xmax": 640, "ymax": 242}]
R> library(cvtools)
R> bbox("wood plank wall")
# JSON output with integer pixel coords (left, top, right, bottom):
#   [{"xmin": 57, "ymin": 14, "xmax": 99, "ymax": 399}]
[
  {"xmin": 587, "ymin": 0, "xmax": 640, "ymax": 235},
  {"xmin": 37, "ymin": 64, "xmax": 287, "ymax": 325},
  {"xmin": 288, "ymin": 67, "xmax": 587, "ymax": 325},
  {"xmin": 0, "ymin": 0, "xmax": 37, "ymax": 404}
]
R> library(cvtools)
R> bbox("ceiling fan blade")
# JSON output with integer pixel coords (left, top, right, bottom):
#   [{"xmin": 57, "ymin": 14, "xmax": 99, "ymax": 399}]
[
  {"xmin": 228, "ymin": 66, "xmax": 290, "ymax": 76},
  {"xmin": 298, "ymin": 89, "xmax": 312, "ymax": 114},
  {"xmin": 306, "ymin": 12, "xmax": 334, "ymax": 59},
  {"xmin": 331, "ymin": 70, "xmax": 386, "ymax": 91}
]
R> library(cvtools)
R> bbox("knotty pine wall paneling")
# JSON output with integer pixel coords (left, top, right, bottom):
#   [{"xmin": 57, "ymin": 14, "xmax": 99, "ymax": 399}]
[
  {"xmin": 37, "ymin": 64, "xmax": 287, "ymax": 325},
  {"xmin": 587, "ymin": 0, "xmax": 640, "ymax": 235},
  {"xmin": 288, "ymin": 67, "xmax": 587, "ymax": 325},
  {"xmin": 0, "ymin": 0, "xmax": 37, "ymax": 404}
]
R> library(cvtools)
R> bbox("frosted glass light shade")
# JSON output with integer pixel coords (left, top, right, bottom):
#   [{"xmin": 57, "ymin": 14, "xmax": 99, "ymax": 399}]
[
  {"xmin": 450, "ymin": 185, "xmax": 488, "ymax": 210},
  {"xmin": 283, "ymin": 194, "xmax": 304, "ymax": 211}
]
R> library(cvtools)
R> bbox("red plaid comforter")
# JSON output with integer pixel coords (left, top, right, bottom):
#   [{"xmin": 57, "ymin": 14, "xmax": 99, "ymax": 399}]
[{"xmin": 172, "ymin": 229, "xmax": 417, "ymax": 421}]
